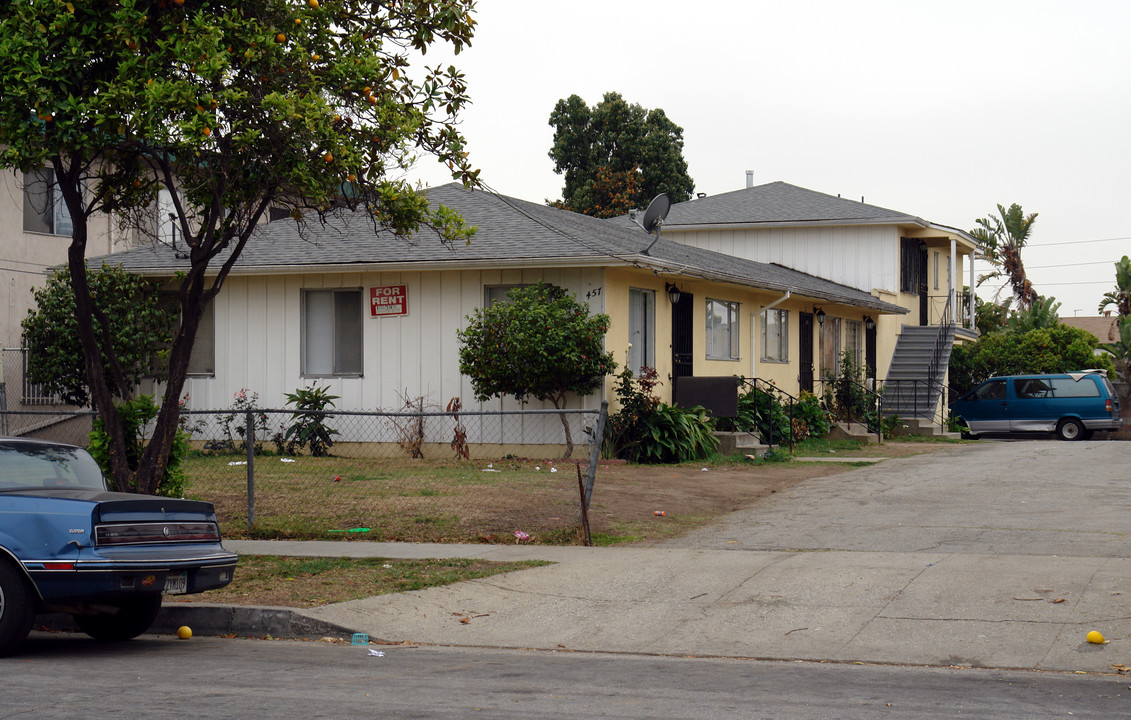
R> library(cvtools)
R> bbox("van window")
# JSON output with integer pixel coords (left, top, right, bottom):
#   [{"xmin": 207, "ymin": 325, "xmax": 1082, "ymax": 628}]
[
  {"xmin": 975, "ymin": 379, "xmax": 1007, "ymax": 400},
  {"xmin": 1047, "ymin": 377, "xmax": 1100, "ymax": 398},
  {"xmin": 1014, "ymin": 378, "xmax": 1052, "ymax": 399}
]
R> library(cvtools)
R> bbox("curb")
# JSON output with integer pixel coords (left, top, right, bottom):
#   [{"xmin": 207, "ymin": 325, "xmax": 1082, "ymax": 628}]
[
  {"xmin": 154, "ymin": 603, "xmax": 359, "ymax": 639},
  {"xmin": 40, "ymin": 603, "xmax": 360, "ymax": 641}
]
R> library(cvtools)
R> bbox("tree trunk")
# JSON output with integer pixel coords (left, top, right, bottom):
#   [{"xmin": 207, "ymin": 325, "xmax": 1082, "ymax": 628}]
[
  {"xmin": 58, "ymin": 162, "xmax": 134, "ymax": 492},
  {"xmin": 552, "ymin": 396, "xmax": 574, "ymax": 460},
  {"xmin": 134, "ymin": 270, "xmax": 209, "ymax": 495}
]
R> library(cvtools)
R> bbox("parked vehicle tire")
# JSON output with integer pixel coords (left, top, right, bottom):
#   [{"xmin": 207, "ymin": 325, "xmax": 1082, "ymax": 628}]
[
  {"xmin": 73, "ymin": 594, "xmax": 163, "ymax": 642},
  {"xmin": 1056, "ymin": 418, "xmax": 1086, "ymax": 441},
  {"xmin": 0, "ymin": 560, "xmax": 37, "ymax": 657}
]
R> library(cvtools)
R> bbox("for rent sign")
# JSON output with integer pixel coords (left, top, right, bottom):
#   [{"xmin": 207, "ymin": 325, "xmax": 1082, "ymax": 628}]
[{"xmin": 369, "ymin": 285, "xmax": 408, "ymax": 317}]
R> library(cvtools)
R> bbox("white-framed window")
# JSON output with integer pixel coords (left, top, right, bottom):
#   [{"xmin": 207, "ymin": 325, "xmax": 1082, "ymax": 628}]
[
  {"xmin": 706, "ymin": 299, "xmax": 739, "ymax": 360},
  {"xmin": 187, "ymin": 300, "xmax": 215, "ymax": 376},
  {"xmin": 845, "ymin": 319, "xmax": 862, "ymax": 370},
  {"xmin": 628, "ymin": 288, "xmax": 655, "ymax": 372},
  {"xmin": 484, "ymin": 284, "xmax": 531, "ymax": 307},
  {"xmin": 760, "ymin": 308, "xmax": 788, "ymax": 363},
  {"xmin": 302, "ymin": 289, "xmax": 363, "ymax": 376},
  {"xmin": 820, "ymin": 316, "xmax": 843, "ymax": 376},
  {"xmin": 22, "ymin": 168, "xmax": 74, "ymax": 236},
  {"xmin": 157, "ymin": 188, "xmax": 181, "ymax": 248}
]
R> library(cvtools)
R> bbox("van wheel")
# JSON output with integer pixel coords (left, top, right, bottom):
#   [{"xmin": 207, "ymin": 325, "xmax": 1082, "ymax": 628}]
[{"xmin": 1057, "ymin": 418, "xmax": 1085, "ymax": 441}]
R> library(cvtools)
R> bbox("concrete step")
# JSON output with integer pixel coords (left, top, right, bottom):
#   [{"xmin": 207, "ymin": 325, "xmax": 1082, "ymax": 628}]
[
  {"xmin": 714, "ymin": 432, "xmax": 774, "ymax": 457},
  {"xmin": 827, "ymin": 422, "xmax": 880, "ymax": 444},
  {"xmin": 885, "ymin": 417, "xmax": 960, "ymax": 439}
]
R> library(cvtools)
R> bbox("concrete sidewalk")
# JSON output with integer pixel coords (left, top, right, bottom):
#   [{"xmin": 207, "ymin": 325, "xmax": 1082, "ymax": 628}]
[{"xmin": 160, "ymin": 538, "xmax": 1131, "ymax": 674}]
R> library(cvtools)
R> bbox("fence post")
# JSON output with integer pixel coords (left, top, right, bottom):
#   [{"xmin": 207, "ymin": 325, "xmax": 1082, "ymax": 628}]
[
  {"xmin": 245, "ymin": 409, "xmax": 256, "ymax": 530},
  {"xmin": 583, "ymin": 402, "xmax": 608, "ymax": 512}
]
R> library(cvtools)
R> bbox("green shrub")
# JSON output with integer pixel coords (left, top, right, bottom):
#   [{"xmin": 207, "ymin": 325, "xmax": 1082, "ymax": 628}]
[
  {"xmin": 789, "ymin": 391, "xmax": 831, "ymax": 439},
  {"xmin": 634, "ymin": 403, "xmax": 720, "ymax": 463},
  {"xmin": 88, "ymin": 395, "xmax": 188, "ymax": 498},
  {"xmin": 824, "ymin": 349, "xmax": 874, "ymax": 422},
  {"xmin": 282, "ymin": 384, "xmax": 340, "ymax": 457},
  {"xmin": 603, "ymin": 365, "xmax": 718, "ymax": 463}
]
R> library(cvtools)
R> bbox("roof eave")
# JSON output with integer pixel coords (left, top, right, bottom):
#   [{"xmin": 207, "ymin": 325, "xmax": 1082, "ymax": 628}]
[{"xmin": 663, "ymin": 217, "xmax": 923, "ymax": 232}]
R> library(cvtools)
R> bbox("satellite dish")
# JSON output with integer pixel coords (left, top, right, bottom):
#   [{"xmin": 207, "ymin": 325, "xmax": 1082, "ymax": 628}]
[
  {"xmin": 641, "ymin": 193, "xmax": 671, "ymax": 233},
  {"xmin": 639, "ymin": 193, "xmax": 671, "ymax": 255}
]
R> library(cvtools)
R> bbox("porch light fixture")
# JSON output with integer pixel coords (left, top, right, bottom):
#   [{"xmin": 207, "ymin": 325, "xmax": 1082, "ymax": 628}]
[
  {"xmin": 864, "ymin": 315, "xmax": 876, "ymax": 331},
  {"xmin": 814, "ymin": 307, "xmax": 826, "ymax": 326},
  {"xmin": 665, "ymin": 283, "xmax": 682, "ymax": 305}
]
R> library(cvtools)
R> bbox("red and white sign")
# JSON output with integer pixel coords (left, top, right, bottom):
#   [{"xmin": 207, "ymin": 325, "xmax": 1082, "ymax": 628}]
[{"xmin": 369, "ymin": 285, "xmax": 408, "ymax": 317}]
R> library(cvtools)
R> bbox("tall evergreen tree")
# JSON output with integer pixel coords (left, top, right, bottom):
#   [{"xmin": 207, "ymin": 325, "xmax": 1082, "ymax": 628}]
[{"xmin": 548, "ymin": 92, "xmax": 694, "ymax": 217}]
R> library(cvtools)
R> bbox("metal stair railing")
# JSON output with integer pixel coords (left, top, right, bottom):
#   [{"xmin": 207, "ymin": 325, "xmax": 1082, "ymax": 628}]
[
  {"xmin": 815, "ymin": 375, "xmax": 885, "ymax": 443},
  {"xmin": 735, "ymin": 377, "xmax": 801, "ymax": 453}
]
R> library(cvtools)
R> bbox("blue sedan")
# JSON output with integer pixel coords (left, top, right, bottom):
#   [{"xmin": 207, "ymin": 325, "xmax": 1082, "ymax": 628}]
[{"xmin": 0, "ymin": 438, "xmax": 237, "ymax": 655}]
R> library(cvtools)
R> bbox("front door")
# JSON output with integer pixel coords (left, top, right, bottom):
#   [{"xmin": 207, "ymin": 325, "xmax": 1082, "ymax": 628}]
[
  {"xmin": 671, "ymin": 292, "xmax": 694, "ymax": 384},
  {"xmin": 918, "ymin": 243, "xmax": 929, "ymax": 325},
  {"xmin": 865, "ymin": 321, "xmax": 877, "ymax": 379},
  {"xmin": 799, "ymin": 311, "xmax": 814, "ymax": 392}
]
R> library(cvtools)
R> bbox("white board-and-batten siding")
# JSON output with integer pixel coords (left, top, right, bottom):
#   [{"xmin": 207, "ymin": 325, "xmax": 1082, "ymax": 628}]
[
  {"xmin": 671, "ymin": 225, "xmax": 900, "ymax": 296},
  {"xmin": 182, "ymin": 267, "xmax": 608, "ymax": 420}
]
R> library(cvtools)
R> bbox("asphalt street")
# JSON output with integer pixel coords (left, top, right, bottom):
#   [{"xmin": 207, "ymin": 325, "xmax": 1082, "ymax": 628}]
[{"xmin": 5, "ymin": 634, "xmax": 1130, "ymax": 719}]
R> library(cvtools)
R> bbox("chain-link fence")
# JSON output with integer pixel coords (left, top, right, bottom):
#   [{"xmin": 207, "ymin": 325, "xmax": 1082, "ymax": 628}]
[{"xmin": 0, "ymin": 405, "xmax": 607, "ymax": 544}]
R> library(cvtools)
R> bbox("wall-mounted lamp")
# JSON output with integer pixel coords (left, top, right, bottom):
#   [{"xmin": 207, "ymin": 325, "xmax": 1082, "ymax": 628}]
[
  {"xmin": 864, "ymin": 315, "xmax": 876, "ymax": 331},
  {"xmin": 814, "ymin": 307, "xmax": 826, "ymax": 326},
  {"xmin": 665, "ymin": 283, "xmax": 682, "ymax": 305}
]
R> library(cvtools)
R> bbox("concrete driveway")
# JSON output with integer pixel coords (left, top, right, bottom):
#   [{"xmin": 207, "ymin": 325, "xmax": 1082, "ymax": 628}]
[
  {"xmin": 248, "ymin": 441, "xmax": 1131, "ymax": 672},
  {"xmin": 671, "ymin": 440, "xmax": 1131, "ymax": 558}
]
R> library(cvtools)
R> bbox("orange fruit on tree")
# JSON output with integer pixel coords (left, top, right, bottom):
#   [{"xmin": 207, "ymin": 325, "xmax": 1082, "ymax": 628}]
[
  {"xmin": 276, "ymin": 33, "xmax": 287, "ymax": 43},
  {"xmin": 323, "ymin": 152, "xmax": 334, "ymax": 163},
  {"xmin": 309, "ymin": 0, "xmax": 319, "ymax": 7},
  {"xmin": 347, "ymin": 173, "xmax": 357, "ymax": 183},
  {"xmin": 366, "ymin": 95, "xmax": 377, "ymax": 105},
  {"xmin": 202, "ymin": 127, "xmax": 212, "ymax": 137}
]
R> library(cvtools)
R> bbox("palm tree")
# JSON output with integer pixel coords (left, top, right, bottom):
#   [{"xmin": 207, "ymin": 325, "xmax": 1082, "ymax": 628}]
[
  {"xmin": 971, "ymin": 203, "xmax": 1039, "ymax": 310},
  {"xmin": 1097, "ymin": 255, "xmax": 1131, "ymax": 322}
]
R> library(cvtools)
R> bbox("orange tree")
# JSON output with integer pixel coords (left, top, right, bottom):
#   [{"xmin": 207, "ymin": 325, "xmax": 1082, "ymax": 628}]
[
  {"xmin": 0, "ymin": 0, "xmax": 478, "ymax": 494},
  {"xmin": 457, "ymin": 283, "xmax": 615, "ymax": 458}
]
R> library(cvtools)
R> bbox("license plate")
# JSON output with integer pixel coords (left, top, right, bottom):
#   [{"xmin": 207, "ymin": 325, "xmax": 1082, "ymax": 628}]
[{"xmin": 163, "ymin": 572, "xmax": 188, "ymax": 595}]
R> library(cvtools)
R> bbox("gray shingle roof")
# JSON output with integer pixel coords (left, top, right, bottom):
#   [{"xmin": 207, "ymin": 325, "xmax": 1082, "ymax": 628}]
[
  {"xmin": 99, "ymin": 182, "xmax": 906, "ymax": 314},
  {"xmin": 608, "ymin": 180, "xmax": 922, "ymax": 229}
]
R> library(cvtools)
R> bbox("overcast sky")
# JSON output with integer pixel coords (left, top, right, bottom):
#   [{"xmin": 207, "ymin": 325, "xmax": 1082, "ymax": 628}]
[{"xmin": 407, "ymin": 0, "xmax": 1130, "ymax": 319}]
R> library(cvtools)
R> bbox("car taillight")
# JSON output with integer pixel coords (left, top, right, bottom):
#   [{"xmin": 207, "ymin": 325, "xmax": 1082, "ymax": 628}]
[
  {"xmin": 95, "ymin": 522, "xmax": 221, "ymax": 546},
  {"xmin": 1106, "ymin": 399, "xmax": 1113, "ymax": 412}
]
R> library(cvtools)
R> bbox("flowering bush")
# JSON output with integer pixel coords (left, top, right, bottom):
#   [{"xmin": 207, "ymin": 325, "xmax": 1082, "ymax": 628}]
[{"xmin": 219, "ymin": 388, "xmax": 270, "ymax": 455}]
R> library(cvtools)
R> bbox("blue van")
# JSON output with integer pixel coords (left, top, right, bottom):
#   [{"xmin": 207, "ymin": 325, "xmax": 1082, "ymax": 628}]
[{"xmin": 950, "ymin": 371, "xmax": 1123, "ymax": 441}]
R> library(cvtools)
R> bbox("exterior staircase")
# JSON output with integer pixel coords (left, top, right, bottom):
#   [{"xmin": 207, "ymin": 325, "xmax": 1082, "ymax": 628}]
[{"xmin": 881, "ymin": 324, "xmax": 956, "ymax": 428}]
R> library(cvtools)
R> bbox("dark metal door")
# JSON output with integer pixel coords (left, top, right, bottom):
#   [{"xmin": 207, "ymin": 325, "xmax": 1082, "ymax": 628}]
[
  {"xmin": 671, "ymin": 292, "xmax": 694, "ymax": 381},
  {"xmin": 799, "ymin": 311, "xmax": 814, "ymax": 392},
  {"xmin": 918, "ymin": 243, "xmax": 929, "ymax": 326},
  {"xmin": 865, "ymin": 322, "xmax": 877, "ymax": 379}
]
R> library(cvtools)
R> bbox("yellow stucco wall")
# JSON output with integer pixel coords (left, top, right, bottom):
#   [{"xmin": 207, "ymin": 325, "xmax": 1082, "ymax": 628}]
[{"xmin": 603, "ymin": 267, "xmax": 898, "ymax": 404}]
